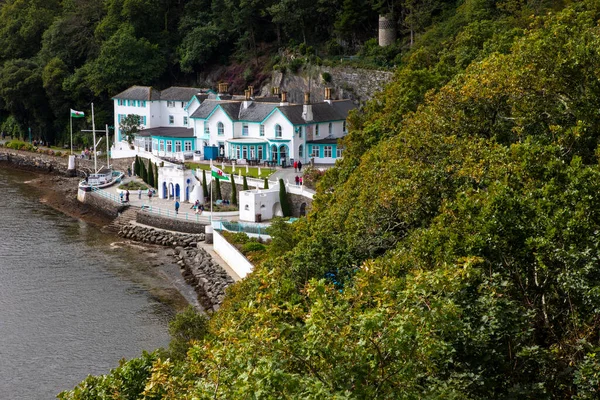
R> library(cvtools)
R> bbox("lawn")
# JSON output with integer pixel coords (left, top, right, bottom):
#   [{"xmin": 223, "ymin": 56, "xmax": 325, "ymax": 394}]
[{"xmin": 185, "ymin": 162, "xmax": 275, "ymax": 179}]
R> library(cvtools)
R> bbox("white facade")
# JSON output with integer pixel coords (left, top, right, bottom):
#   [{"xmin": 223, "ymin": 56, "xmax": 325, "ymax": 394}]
[
  {"xmin": 111, "ymin": 85, "xmax": 354, "ymax": 164},
  {"xmin": 239, "ymin": 188, "xmax": 283, "ymax": 222},
  {"xmin": 157, "ymin": 164, "xmax": 199, "ymax": 202}
]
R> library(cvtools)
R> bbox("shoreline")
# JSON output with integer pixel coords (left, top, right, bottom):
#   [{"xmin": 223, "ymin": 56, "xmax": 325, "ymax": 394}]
[{"xmin": 0, "ymin": 161, "xmax": 196, "ymax": 312}]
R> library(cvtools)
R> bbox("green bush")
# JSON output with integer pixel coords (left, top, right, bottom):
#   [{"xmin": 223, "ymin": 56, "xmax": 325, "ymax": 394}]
[
  {"xmin": 241, "ymin": 242, "xmax": 266, "ymax": 253},
  {"xmin": 118, "ymin": 181, "xmax": 148, "ymax": 190},
  {"xmin": 322, "ymin": 72, "xmax": 332, "ymax": 83},
  {"xmin": 289, "ymin": 58, "xmax": 304, "ymax": 73}
]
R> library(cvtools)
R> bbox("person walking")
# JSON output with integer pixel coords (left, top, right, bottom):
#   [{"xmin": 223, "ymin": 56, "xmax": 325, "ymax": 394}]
[
  {"xmin": 298, "ymin": 160, "xmax": 302, "ymax": 172},
  {"xmin": 300, "ymin": 176, "xmax": 303, "ymax": 186},
  {"xmin": 295, "ymin": 175, "xmax": 300, "ymax": 186},
  {"xmin": 294, "ymin": 160, "xmax": 298, "ymax": 172},
  {"xmin": 119, "ymin": 191, "xmax": 124, "ymax": 203},
  {"xmin": 125, "ymin": 190, "xmax": 130, "ymax": 203},
  {"xmin": 138, "ymin": 189, "xmax": 142, "ymax": 199},
  {"xmin": 175, "ymin": 200, "xmax": 180, "ymax": 215}
]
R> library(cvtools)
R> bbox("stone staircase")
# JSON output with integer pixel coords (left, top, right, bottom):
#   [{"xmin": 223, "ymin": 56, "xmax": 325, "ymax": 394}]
[{"xmin": 103, "ymin": 206, "xmax": 139, "ymax": 233}]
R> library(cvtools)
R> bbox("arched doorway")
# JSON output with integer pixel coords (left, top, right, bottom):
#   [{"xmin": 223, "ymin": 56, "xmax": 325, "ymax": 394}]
[
  {"xmin": 162, "ymin": 182, "xmax": 167, "ymax": 199},
  {"xmin": 271, "ymin": 145, "xmax": 278, "ymax": 162},
  {"xmin": 185, "ymin": 179, "xmax": 191, "ymax": 202},
  {"xmin": 272, "ymin": 202, "xmax": 282, "ymax": 217},
  {"xmin": 300, "ymin": 203, "xmax": 307, "ymax": 216},
  {"xmin": 279, "ymin": 145, "xmax": 288, "ymax": 166},
  {"xmin": 175, "ymin": 184, "xmax": 181, "ymax": 200},
  {"xmin": 169, "ymin": 183, "xmax": 174, "ymax": 199}
]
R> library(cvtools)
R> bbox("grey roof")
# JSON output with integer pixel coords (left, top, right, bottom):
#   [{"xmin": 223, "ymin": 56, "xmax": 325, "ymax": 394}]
[
  {"xmin": 278, "ymin": 101, "xmax": 353, "ymax": 124},
  {"xmin": 161, "ymin": 87, "xmax": 209, "ymax": 101},
  {"xmin": 113, "ymin": 86, "xmax": 161, "ymax": 101},
  {"xmin": 136, "ymin": 127, "xmax": 195, "ymax": 138},
  {"xmin": 238, "ymin": 102, "xmax": 278, "ymax": 122},
  {"xmin": 190, "ymin": 98, "xmax": 356, "ymax": 124},
  {"xmin": 254, "ymin": 96, "xmax": 281, "ymax": 103},
  {"xmin": 330, "ymin": 100, "xmax": 356, "ymax": 119},
  {"xmin": 307, "ymin": 137, "xmax": 340, "ymax": 144},
  {"xmin": 190, "ymin": 100, "xmax": 223, "ymax": 119},
  {"xmin": 220, "ymin": 102, "xmax": 242, "ymax": 121}
]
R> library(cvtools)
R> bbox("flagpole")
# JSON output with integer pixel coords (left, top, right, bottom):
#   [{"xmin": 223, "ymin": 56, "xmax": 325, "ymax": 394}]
[
  {"xmin": 210, "ymin": 173, "xmax": 213, "ymax": 225},
  {"xmin": 70, "ymin": 113, "xmax": 73, "ymax": 155}
]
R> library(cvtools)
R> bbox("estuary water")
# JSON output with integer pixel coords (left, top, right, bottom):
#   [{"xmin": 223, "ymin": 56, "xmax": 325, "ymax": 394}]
[{"xmin": 0, "ymin": 167, "xmax": 173, "ymax": 399}]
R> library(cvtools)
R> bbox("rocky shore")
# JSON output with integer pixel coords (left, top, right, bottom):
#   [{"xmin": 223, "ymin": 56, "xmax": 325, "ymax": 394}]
[{"xmin": 118, "ymin": 224, "xmax": 234, "ymax": 311}]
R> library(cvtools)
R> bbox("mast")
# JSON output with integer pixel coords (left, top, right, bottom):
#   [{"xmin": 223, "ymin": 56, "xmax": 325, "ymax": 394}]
[
  {"xmin": 106, "ymin": 124, "xmax": 110, "ymax": 169},
  {"xmin": 92, "ymin": 103, "xmax": 97, "ymax": 173}
]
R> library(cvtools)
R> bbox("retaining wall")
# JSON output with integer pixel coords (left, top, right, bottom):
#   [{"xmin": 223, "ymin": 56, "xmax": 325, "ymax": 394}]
[
  {"xmin": 137, "ymin": 210, "xmax": 207, "ymax": 234},
  {"xmin": 79, "ymin": 190, "xmax": 127, "ymax": 218},
  {"xmin": 213, "ymin": 230, "xmax": 254, "ymax": 278}
]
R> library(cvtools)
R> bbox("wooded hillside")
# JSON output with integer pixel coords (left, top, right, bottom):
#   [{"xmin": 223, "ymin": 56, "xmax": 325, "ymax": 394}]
[{"xmin": 57, "ymin": 0, "xmax": 600, "ymax": 398}]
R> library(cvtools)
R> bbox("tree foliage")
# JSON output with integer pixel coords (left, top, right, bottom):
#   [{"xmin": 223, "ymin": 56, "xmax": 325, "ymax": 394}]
[{"xmin": 59, "ymin": 1, "xmax": 600, "ymax": 399}]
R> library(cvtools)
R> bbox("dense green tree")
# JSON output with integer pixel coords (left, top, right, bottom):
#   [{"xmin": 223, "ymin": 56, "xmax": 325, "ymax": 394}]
[
  {"xmin": 83, "ymin": 24, "xmax": 166, "ymax": 95},
  {"xmin": 168, "ymin": 305, "xmax": 209, "ymax": 361},
  {"xmin": 278, "ymin": 178, "xmax": 291, "ymax": 217},
  {"xmin": 147, "ymin": 159, "xmax": 155, "ymax": 187},
  {"xmin": 119, "ymin": 114, "xmax": 141, "ymax": 145},
  {"xmin": 263, "ymin": 177, "xmax": 269, "ymax": 189},
  {"xmin": 242, "ymin": 175, "xmax": 248, "ymax": 191},
  {"xmin": 202, "ymin": 169, "xmax": 208, "ymax": 200},
  {"xmin": 215, "ymin": 177, "xmax": 222, "ymax": 200},
  {"xmin": 230, "ymin": 174, "xmax": 237, "ymax": 205}
]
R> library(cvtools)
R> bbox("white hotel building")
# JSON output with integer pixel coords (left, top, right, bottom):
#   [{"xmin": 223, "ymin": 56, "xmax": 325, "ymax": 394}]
[{"xmin": 112, "ymin": 84, "xmax": 356, "ymax": 165}]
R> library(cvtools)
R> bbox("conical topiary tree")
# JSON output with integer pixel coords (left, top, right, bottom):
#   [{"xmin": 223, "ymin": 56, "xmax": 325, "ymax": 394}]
[
  {"xmin": 134, "ymin": 155, "xmax": 140, "ymax": 176},
  {"xmin": 231, "ymin": 174, "xmax": 237, "ymax": 206},
  {"xmin": 279, "ymin": 178, "xmax": 292, "ymax": 217},
  {"xmin": 264, "ymin": 177, "xmax": 269, "ymax": 189},
  {"xmin": 147, "ymin": 159, "xmax": 155, "ymax": 187},
  {"xmin": 154, "ymin": 163, "xmax": 159, "ymax": 188},
  {"xmin": 215, "ymin": 178, "xmax": 222, "ymax": 200},
  {"xmin": 202, "ymin": 169, "xmax": 208, "ymax": 200},
  {"xmin": 243, "ymin": 175, "xmax": 248, "ymax": 191},
  {"xmin": 140, "ymin": 160, "xmax": 147, "ymax": 183}
]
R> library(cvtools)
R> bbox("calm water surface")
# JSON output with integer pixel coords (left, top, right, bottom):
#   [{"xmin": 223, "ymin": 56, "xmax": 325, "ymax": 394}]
[{"xmin": 0, "ymin": 167, "xmax": 173, "ymax": 399}]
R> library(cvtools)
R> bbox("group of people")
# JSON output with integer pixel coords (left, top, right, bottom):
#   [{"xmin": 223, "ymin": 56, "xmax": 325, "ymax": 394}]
[
  {"xmin": 294, "ymin": 175, "xmax": 303, "ymax": 186},
  {"xmin": 191, "ymin": 200, "xmax": 205, "ymax": 214},
  {"xmin": 293, "ymin": 160, "xmax": 303, "ymax": 172},
  {"xmin": 119, "ymin": 190, "xmax": 130, "ymax": 203}
]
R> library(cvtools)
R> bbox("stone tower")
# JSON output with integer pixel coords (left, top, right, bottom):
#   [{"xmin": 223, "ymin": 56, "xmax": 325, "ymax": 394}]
[{"xmin": 378, "ymin": 15, "xmax": 396, "ymax": 47}]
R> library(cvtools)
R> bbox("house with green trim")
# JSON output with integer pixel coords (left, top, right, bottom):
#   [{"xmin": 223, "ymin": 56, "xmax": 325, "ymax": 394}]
[
  {"xmin": 190, "ymin": 88, "xmax": 355, "ymax": 165},
  {"xmin": 112, "ymin": 84, "xmax": 355, "ymax": 165}
]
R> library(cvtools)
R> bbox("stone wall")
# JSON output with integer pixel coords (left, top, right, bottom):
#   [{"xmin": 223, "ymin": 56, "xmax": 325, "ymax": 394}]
[
  {"xmin": 0, "ymin": 147, "xmax": 135, "ymax": 177},
  {"xmin": 81, "ymin": 191, "xmax": 126, "ymax": 218},
  {"xmin": 136, "ymin": 210, "xmax": 207, "ymax": 234},
  {"xmin": 0, "ymin": 148, "xmax": 84, "ymax": 176},
  {"xmin": 263, "ymin": 66, "xmax": 394, "ymax": 105},
  {"xmin": 289, "ymin": 192, "xmax": 312, "ymax": 217},
  {"xmin": 118, "ymin": 224, "xmax": 233, "ymax": 311}
]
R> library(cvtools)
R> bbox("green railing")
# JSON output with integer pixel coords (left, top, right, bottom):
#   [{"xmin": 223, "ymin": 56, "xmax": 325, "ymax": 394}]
[
  {"xmin": 139, "ymin": 204, "xmax": 210, "ymax": 223},
  {"xmin": 218, "ymin": 221, "xmax": 269, "ymax": 236},
  {"xmin": 90, "ymin": 186, "xmax": 122, "ymax": 204}
]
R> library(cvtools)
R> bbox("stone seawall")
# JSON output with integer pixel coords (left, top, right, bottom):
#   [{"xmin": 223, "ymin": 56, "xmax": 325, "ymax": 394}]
[
  {"xmin": 0, "ymin": 148, "xmax": 83, "ymax": 176},
  {"xmin": 136, "ymin": 211, "xmax": 207, "ymax": 234},
  {"xmin": 0, "ymin": 147, "xmax": 134, "ymax": 177},
  {"xmin": 118, "ymin": 224, "xmax": 233, "ymax": 311},
  {"xmin": 80, "ymin": 191, "xmax": 127, "ymax": 218}
]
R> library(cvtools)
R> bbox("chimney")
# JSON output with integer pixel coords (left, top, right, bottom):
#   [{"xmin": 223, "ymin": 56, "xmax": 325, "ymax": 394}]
[
  {"xmin": 248, "ymin": 86, "xmax": 254, "ymax": 98},
  {"xmin": 324, "ymin": 87, "xmax": 332, "ymax": 104},
  {"xmin": 273, "ymin": 87, "xmax": 280, "ymax": 96},
  {"xmin": 218, "ymin": 82, "xmax": 228, "ymax": 95},
  {"xmin": 243, "ymin": 90, "xmax": 252, "ymax": 109},
  {"xmin": 302, "ymin": 92, "xmax": 313, "ymax": 121},
  {"xmin": 280, "ymin": 91, "xmax": 289, "ymax": 106}
]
